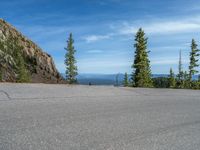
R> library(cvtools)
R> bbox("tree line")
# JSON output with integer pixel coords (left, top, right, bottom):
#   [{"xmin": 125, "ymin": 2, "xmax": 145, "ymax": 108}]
[
  {"xmin": 65, "ymin": 29, "xmax": 200, "ymax": 89},
  {"xmin": 123, "ymin": 28, "xmax": 200, "ymax": 89}
]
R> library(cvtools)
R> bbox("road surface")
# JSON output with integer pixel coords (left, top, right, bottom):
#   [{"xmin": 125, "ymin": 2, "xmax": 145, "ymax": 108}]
[{"xmin": 0, "ymin": 83, "xmax": 200, "ymax": 150}]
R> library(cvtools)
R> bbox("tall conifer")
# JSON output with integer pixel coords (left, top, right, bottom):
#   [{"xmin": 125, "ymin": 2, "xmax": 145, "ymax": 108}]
[
  {"xmin": 132, "ymin": 28, "xmax": 153, "ymax": 87},
  {"xmin": 177, "ymin": 50, "xmax": 184, "ymax": 88},
  {"xmin": 169, "ymin": 68, "xmax": 176, "ymax": 88},
  {"xmin": 189, "ymin": 39, "xmax": 199, "ymax": 81},
  {"xmin": 123, "ymin": 72, "xmax": 129, "ymax": 87},
  {"xmin": 65, "ymin": 33, "xmax": 78, "ymax": 84}
]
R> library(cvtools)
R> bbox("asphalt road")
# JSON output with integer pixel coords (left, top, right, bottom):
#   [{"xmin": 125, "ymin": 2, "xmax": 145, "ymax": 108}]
[{"xmin": 0, "ymin": 83, "xmax": 200, "ymax": 150}]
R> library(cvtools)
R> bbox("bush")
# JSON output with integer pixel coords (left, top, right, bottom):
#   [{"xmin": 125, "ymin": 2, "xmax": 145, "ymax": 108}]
[
  {"xmin": 153, "ymin": 77, "xmax": 170, "ymax": 88},
  {"xmin": 191, "ymin": 81, "xmax": 200, "ymax": 89}
]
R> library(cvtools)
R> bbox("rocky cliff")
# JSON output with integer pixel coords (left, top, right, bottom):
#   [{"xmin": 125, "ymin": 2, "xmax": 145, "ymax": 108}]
[{"xmin": 0, "ymin": 19, "xmax": 64, "ymax": 83}]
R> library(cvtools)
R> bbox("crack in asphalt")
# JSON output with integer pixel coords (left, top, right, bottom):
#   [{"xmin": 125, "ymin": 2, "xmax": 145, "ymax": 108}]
[
  {"xmin": 0, "ymin": 90, "xmax": 11, "ymax": 100},
  {"xmin": 0, "ymin": 94, "xmax": 199, "ymax": 102}
]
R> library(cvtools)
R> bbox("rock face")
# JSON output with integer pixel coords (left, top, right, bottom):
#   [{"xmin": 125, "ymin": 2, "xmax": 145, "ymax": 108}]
[{"xmin": 0, "ymin": 19, "xmax": 64, "ymax": 83}]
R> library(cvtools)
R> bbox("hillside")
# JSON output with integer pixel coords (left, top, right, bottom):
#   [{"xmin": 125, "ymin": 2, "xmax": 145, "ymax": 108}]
[{"xmin": 0, "ymin": 19, "xmax": 64, "ymax": 83}]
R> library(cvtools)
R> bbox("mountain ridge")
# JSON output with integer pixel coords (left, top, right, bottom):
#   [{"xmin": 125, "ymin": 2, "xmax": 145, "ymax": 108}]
[{"xmin": 72, "ymin": 73, "xmax": 200, "ymax": 85}]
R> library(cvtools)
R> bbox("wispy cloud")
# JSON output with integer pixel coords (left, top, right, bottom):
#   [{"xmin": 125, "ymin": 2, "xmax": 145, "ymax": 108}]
[
  {"xmin": 151, "ymin": 57, "xmax": 189, "ymax": 65},
  {"xmin": 83, "ymin": 34, "xmax": 113, "ymax": 43},
  {"xmin": 82, "ymin": 15, "xmax": 200, "ymax": 44},
  {"xmin": 119, "ymin": 19, "xmax": 200, "ymax": 35},
  {"xmin": 151, "ymin": 45, "xmax": 187, "ymax": 52}
]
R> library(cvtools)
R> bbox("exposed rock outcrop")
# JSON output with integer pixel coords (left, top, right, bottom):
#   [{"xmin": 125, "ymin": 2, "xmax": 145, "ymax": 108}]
[{"xmin": 0, "ymin": 19, "xmax": 64, "ymax": 83}]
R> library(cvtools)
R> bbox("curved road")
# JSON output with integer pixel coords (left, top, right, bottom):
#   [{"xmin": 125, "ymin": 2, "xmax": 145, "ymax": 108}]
[{"xmin": 0, "ymin": 83, "xmax": 200, "ymax": 150}]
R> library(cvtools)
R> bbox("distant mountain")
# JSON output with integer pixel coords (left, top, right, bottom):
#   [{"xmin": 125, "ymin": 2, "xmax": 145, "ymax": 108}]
[
  {"xmin": 61, "ymin": 73, "xmax": 124, "ymax": 85},
  {"xmin": 61, "ymin": 73, "xmax": 200, "ymax": 85},
  {"xmin": 77, "ymin": 73, "xmax": 124, "ymax": 85}
]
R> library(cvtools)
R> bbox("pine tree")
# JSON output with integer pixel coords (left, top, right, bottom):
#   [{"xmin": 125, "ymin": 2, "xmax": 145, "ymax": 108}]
[
  {"xmin": 177, "ymin": 50, "xmax": 184, "ymax": 88},
  {"xmin": 132, "ymin": 28, "xmax": 153, "ymax": 87},
  {"xmin": 189, "ymin": 39, "xmax": 199, "ymax": 81},
  {"xmin": 123, "ymin": 72, "xmax": 129, "ymax": 87},
  {"xmin": 169, "ymin": 68, "xmax": 176, "ymax": 88},
  {"xmin": 183, "ymin": 71, "xmax": 190, "ymax": 88},
  {"xmin": 65, "ymin": 33, "xmax": 78, "ymax": 84},
  {"xmin": 15, "ymin": 45, "xmax": 30, "ymax": 82},
  {"xmin": 177, "ymin": 50, "xmax": 183, "ymax": 80},
  {"xmin": 17, "ymin": 54, "xmax": 30, "ymax": 82}
]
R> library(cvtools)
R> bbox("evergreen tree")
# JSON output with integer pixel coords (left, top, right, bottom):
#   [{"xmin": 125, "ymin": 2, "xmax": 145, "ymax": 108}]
[
  {"xmin": 183, "ymin": 71, "xmax": 190, "ymax": 88},
  {"xmin": 177, "ymin": 50, "xmax": 184, "ymax": 88},
  {"xmin": 15, "ymin": 45, "xmax": 30, "ymax": 82},
  {"xmin": 64, "ymin": 33, "xmax": 78, "ymax": 84},
  {"xmin": 16, "ymin": 54, "xmax": 30, "ymax": 82},
  {"xmin": 123, "ymin": 72, "xmax": 129, "ymax": 87},
  {"xmin": 132, "ymin": 28, "xmax": 153, "ymax": 87},
  {"xmin": 188, "ymin": 39, "xmax": 199, "ymax": 81},
  {"xmin": 169, "ymin": 68, "xmax": 176, "ymax": 88}
]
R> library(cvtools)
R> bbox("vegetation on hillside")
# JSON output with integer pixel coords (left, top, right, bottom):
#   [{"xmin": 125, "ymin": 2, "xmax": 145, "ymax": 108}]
[{"xmin": 0, "ymin": 36, "xmax": 30, "ymax": 82}]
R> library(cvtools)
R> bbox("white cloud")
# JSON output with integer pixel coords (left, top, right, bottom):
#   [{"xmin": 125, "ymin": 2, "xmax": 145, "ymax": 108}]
[
  {"xmin": 83, "ymin": 34, "xmax": 113, "ymax": 43},
  {"xmin": 151, "ymin": 46, "xmax": 186, "ymax": 52},
  {"xmin": 151, "ymin": 57, "xmax": 189, "ymax": 65},
  {"xmin": 119, "ymin": 20, "xmax": 200, "ymax": 35},
  {"xmin": 82, "ymin": 15, "xmax": 200, "ymax": 44}
]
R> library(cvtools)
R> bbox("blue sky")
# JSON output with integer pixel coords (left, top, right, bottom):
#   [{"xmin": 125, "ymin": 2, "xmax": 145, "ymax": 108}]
[{"xmin": 1, "ymin": 0, "xmax": 200, "ymax": 74}]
